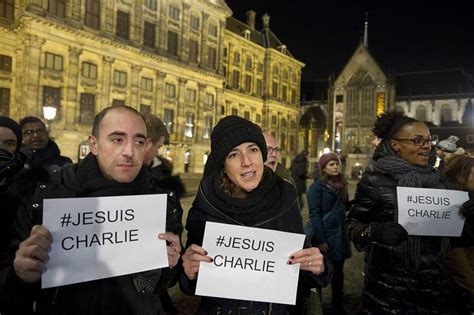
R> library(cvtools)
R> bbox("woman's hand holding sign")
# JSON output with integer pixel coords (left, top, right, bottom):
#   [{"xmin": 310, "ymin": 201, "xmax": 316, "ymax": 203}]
[
  {"xmin": 288, "ymin": 247, "xmax": 324, "ymax": 274},
  {"xmin": 182, "ymin": 244, "xmax": 212, "ymax": 280},
  {"xmin": 14, "ymin": 225, "xmax": 53, "ymax": 283},
  {"xmin": 158, "ymin": 232, "xmax": 181, "ymax": 269}
]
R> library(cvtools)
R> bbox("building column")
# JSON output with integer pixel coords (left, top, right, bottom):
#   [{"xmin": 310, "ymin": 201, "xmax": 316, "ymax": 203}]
[
  {"xmin": 154, "ymin": 70, "xmax": 166, "ymax": 117},
  {"xmin": 176, "ymin": 78, "xmax": 187, "ymax": 141},
  {"xmin": 200, "ymin": 13, "xmax": 209, "ymax": 66},
  {"xmin": 21, "ymin": 34, "xmax": 45, "ymax": 118},
  {"xmin": 130, "ymin": 65, "xmax": 142, "ymax": 108},
  {"xmin": 157, "ymin": 5, "xmax": 168, "ymax": 53},
  {"xmin": 217, "ymin": 20, "xmax": 226, "ymax": 75},
  {"xmin": 100, "ymin": 56, "xmax": 115, "ymax": 110},
  {"xmin": 197, "ymin": 83, "xmax": 206, "ymax": 138},
  {"xmin": 181, "ymin": 3, "xmax": 191, "ymax": 61},
  {"xmin": 65, "ymin": 46, "xmax": 83, "ymax": 128},
  {"xmin": 215, "ymin": 88, "xmax": 224, "ymax": 121}
]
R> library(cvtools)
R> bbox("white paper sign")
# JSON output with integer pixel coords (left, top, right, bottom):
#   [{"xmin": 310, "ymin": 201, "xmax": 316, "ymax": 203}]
[
  {"xmin": 195, "ymin": 221, "xmax": 305, "ymax": 305},
  {"xmin": 42, "ymin": 194, "xmax": 168, "ymax": 288},
  {"xmin": 397, "ymin": 187, "xmax": 468, "ymax": 237}
]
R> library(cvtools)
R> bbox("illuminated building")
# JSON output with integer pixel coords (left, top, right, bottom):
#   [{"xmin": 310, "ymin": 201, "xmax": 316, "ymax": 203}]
[{"xmin": 0, "ymin": 1, "xmax": 303, "ymax": 172}]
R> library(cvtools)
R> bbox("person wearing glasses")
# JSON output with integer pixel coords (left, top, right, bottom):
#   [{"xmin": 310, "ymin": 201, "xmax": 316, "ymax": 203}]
[
  {"xmin": 344, "ymin": 110, "xmax": 473, "ymax": 313},
  {"xmin": 19, "ymin": 116, "xmax": 71, "ymax": 171},
  {"xmin": 263, "ymin": 132, "xmax": 296, "ymax": 187}
]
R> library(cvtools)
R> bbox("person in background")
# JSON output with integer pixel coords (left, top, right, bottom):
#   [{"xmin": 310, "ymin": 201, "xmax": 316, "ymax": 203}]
[
  {"xmin": 143, "ymin": 113, "xmax": 185, "ymax": 199},
  {"xmin": 143, "ymin": 113, "xmax": 185, "ymax": 314},
  {"xmin": 0, "ymin": 116, "xmax": 25, "ymax": 254},
  {"xmin": 435, "ymin": 135, "xmax": 465, "ymax": 170},
  {"xmin": 19, "ymin": 116, "xmax": 71, "ymax": 171},
  {"xmin": 263, "ymin": 132, "xmax": 296, "ymax": 187},
  {"xmin": 0, "ymin": 106, "xmax": 182, "ymax": 314},
  {"xmin": 442, "ymin": 154, "xmax": 474, "ymax": 314},
  {"xmin": 307, "ymin": 152, "xmax": 351, "ymax": 314},
  {"xmin": 263, "ymin": 131, "xmax": 314, "ymax": 314},
  {"xmin": 180, "ymin": 116, "xmax": 330, "ymax": 314},
  {"xmin": 291, "ymin": 149, "xmax": 309, "ymax": 208},
  {"xmin": 345, "ymin": 110, "xmax": 473, "ymax": 313}
]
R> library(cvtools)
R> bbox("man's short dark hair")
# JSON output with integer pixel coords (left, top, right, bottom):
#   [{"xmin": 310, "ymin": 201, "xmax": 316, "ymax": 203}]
[
  {"xmin": 19, "ymin": 116, "xmax": 47, "ymax": 131},
  {"xmin": 143, "ymin": 113, "xmax": 169, "ymax": 143},
  {"xmin": 92, "ymin": 105, "xmax": 146, "ymax": 137}
]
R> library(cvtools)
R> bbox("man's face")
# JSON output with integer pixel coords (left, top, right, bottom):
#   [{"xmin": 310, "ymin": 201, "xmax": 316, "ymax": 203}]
[
  {"xmin": 0, "ymin": 126, "xmax": 18, "ymax": 154},
  {"xmin": 263, "ymin": 133, "xmax": 279, "ymax": 171},
  {"xmin": 144, "ymin": 135, "xmax": 165, "ymax": 166},
  {"xmin": 88, "ymin": 109, "xmax": 148, "ymax": 183},
  {"xmin": 22, "ymin": 122, "xmax": 49, "ymax": 150}
]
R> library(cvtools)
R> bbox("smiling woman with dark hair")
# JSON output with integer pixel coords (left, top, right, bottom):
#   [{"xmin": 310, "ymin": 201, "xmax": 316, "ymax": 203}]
[{"xmin": 345, "ymin": 110, "xmax": 473, "ymax": 313}]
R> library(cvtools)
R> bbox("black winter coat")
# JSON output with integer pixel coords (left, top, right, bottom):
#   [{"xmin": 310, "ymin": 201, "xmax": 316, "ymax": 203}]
[
  {"xmin": 180, "ymin": 175, "xmax": 330, "ymax": 315},
  {"xmin": 20, "ymin": 139, "xmax": 72, "ymax": 172},
  {"xmin": 290, "ymin": 153, "xmax": 308, "ymax": 195},
  {"xmin": 0, "ymin": 163, "xmax": 181, "ymax": 315},
  {"xmin": 345, "ymin": 169, "xmax": 456, "ymax": 314}
]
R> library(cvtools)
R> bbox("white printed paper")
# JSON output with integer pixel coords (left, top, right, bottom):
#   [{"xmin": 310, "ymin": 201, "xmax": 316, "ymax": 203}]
[
  {"xmin": 42, "ymin": 194, "xmax": 168, "ymax": 288},
  {"xmin": 196, "ymin": 221, "xmax": 305, "ymax": 305},
  {"xmin": 397, "ymin": 187, "xmax": 468, "ymax": 237}
]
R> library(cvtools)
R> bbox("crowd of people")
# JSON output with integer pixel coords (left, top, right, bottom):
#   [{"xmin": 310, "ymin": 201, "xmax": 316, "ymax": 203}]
[{"xmin": 0, "ymin": 108, "xmax": 473, "ymax": 314}]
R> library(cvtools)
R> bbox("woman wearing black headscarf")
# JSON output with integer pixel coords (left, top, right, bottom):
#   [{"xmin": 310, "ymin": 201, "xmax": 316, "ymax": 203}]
[
  {"xmin": 180, "ymin": 116, "xmax": 330, "ymax": 314},
  {"xmin": 345, "ymin": 110, "xmax": 474, "ymax": 313}
]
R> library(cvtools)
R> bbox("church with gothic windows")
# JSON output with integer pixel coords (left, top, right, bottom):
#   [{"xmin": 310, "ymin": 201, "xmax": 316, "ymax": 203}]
[{"xmin": 301, "ymin": 24, "xmax": 473, "ymax": 178}]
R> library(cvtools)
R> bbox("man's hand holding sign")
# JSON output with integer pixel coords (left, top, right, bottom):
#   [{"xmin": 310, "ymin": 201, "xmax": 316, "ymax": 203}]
[
  {"xmin": 13, "ymin": 194, "xmax": 181, "ymax": 288},
  {"xmin": 14, "ymin": 225, "xmax": 53, "ymax": 283},
  {"xmin": 183, "ymin": 222, "xmax": 324, "ymax": 305}
]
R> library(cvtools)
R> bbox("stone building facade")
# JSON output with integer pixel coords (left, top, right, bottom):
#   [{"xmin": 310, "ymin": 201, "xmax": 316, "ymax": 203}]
[{"xmin": 0, "ymin": 0, "xmax": 303, "ymax": 173}]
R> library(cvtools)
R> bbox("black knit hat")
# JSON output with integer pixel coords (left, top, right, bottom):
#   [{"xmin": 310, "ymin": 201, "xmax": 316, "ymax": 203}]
[
  {"xmin": 204, "ymin": 115, "xmax": 267, "ymax": 176},
  {"xmin": 0, "ymin": 116, "xmax": 22, "ymax": 152}
]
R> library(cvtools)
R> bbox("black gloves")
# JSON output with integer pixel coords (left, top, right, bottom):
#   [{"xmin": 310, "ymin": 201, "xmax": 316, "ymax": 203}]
[
  {"xmin": 369, "ymin": 222, "xmax": 408, "ymax": 246},
  {"xmin": 460, "ymin": 198, "xmax": 474, "ymax": 219}
]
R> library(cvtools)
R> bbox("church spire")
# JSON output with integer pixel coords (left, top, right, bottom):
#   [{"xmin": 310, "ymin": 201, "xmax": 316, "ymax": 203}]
[{"xmin": 363, "ymin": 12, "xmax": 369, "ymax": 48}]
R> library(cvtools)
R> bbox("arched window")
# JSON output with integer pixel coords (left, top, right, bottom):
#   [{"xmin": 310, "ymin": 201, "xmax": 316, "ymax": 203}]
[
  {"xmin": 416, "ymin": 105, "xmax": 427, "ymax": 122},
  {"xmin": 440, "ymin": 104, "xmax": 451, "ymax": 122}
]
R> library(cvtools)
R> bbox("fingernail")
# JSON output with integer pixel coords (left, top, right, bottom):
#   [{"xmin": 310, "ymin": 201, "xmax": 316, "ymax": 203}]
[
  {"xmin": 204, "ymin": 251, "xmax": 208, "ymax": 256},
  {"xmin": 209, "ymin": 258, "xmax": 213, "ymax": 262},
  {"xmin": 290, "ymin": 256, "xmax": 294, "ymax": 259},
  {"xmin": 288, "ymin": 260, "xmax": 292, "ymax": 265}
]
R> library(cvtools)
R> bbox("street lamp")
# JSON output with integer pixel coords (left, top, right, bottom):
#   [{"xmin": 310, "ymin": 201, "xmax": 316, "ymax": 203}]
[{"xmin": 42, "ymin": 105, "xmax": 57, "ymax": 121}]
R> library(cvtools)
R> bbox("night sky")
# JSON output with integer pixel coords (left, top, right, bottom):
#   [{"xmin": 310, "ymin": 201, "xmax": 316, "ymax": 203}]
[{"xmin": 224, "ymin": 1, "xmax": 474, "ymax": 81}]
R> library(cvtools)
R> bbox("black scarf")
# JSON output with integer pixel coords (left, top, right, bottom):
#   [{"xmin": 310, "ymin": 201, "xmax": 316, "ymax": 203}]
[
  {"xmin": 75, "ymin": 153, "xmax": 160, "ymax": 293},
  {"xmin": 373, "ymin": 141, "xmax": 442, "ymax": 188},
  {"xmin": 76, "ymin": 153, "xmax": 150, "ymax": 197},
  {"xmin": 204, "ymin": 168, "xmax": 286, "ymax": 226}
]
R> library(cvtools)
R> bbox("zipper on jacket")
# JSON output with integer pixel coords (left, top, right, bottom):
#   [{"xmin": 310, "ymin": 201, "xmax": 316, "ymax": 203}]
[{"xmin": 52, "ymin": 287, "xmax": 59, "ymax": 304}]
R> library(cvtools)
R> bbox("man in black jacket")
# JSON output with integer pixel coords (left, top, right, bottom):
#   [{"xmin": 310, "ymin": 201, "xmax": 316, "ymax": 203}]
[
  {"xmin": 1, "ymin": 106, "xmax": 182, "ymax": 314},
  {"xmin": 0, "ymin": 116, "xmax": 25, "ymax": 249},
  {"xmin": 19, "ymin": 116, "xmax": 72, "ymax": 171}
]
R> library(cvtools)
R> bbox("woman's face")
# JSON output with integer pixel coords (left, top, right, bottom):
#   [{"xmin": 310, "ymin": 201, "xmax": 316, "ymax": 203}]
[
  {"xmin": 391, "ymin": 122, "xmax": 432, "ymax": 167},
  {"xmin": 323, "ymin": 160, "xmax": 340, "ymax": 176},
  {"xmin": 224, "ymin": 142, "xmax": 264, "ymax": 193}
]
